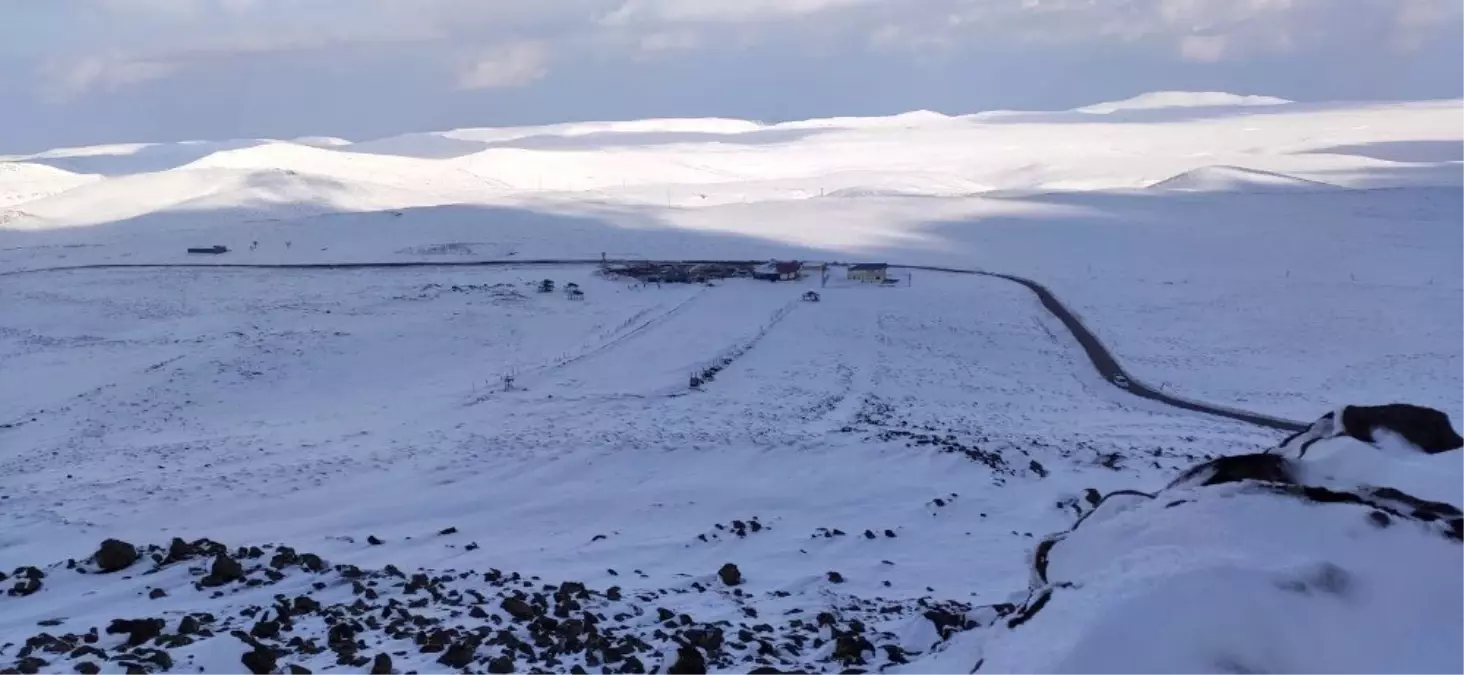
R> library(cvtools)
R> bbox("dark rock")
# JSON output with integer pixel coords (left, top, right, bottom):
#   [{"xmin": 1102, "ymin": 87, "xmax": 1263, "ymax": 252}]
[
  {"xmin": 200, "ymin": 553, "xmax": 245, "ymax": 587},
  {"xmin": 832, "ymin": 634, "xmax": 873, "ymax": 665},
  {"xmin": 370, "ymin": 652, "xmax": 393, "ymax": 674},
  {"xmin": 287, "ymin": 665, "xmax": 313, "ymax": 674},
  {"xmin": 13, "ymin": 657, "xmax": 46, "ymax": 675},
  {"xmin": 438, "ymin": 527, "xmax": 459, "ymax": 536},
  {"xmin": 241, "ymin": 645, "xmax": 277, "ymax": 674},
  {"xmin": 436, "ymin": 639, "xmax": 478, "ymax": 668},
  {"xmin": 748, "ymin": 668, "xmax": 785, "ymax": 674},
  {"xmin": 300, "ymin": 553, "xmax": 326, "ymax": 572},
  {"xmin": 1368, "ymin": 510, "xmax": 1392, "ymax": 527},
  {"xmin": 487, "ymin": 655, "xmax": 515, "ymax": 674},
  {"xmin": 8, "ymin": 577, "xmax": 42, "ymax": 597},
  {"xmin": 293, "ymin": 595, "xmax": 321, "ymax": 615},
  {"xmin": 667, "ymin": 644, "xmax": 706, "ymax": 674},
  {"xmin": 252, "ymin": 619, "xmax": 281, "ymax": 639},
  {"xmin": 367, "ymin": 536, "xmax": 384, "ymax": 546},
  {"xmin": 95, "ymin": 539, "xmax": 139, "ymax": 573},
  {"xmin": 924, "ymin": 608, "xmax": 971, "ymax": 639},
  {"xmin": 1340, "ymin": 404, "xmax": 1464, "ymax": 453},
  {"xmin": 178, "ymin": 616, "xmax": 201, "ymax": 635},
  {"xmin": 1167, "ymin": 453, "xmax": 1294, "ymax": 489},
  {"xmin": 69, "ymin": 646, "xmax": 107, "ymax": 661},
  {"xmin": 827, "ymin": 571, "xmax": 845, "ymax": 583},
  {"xmin": 717, "ymin": 563, "xmax": 742, "ymax": 586},
  {"xmin": 165, "ymin": 538, "xmax": 197, "ymax": 563},
  {"xmin": 148, "ymin": 588, "xmax": 167, "ymax": 599},
  {"xmin": 134, "ymin": 647, "xmax": 173, "ymax": 670},
  {"xmin": 883, "ymin": 529, "xmax": 897, "ymax": 538},
  {"xmin": 106, "ymin": 618, "xmax": 165, "ymax": 646},
  {"xmin": 501, "ymin": 597, "xmax": 538, "ymax": 621},
  {"xmin": 75, "ymin": 662, "xmax": 100, "ymax": 675}
]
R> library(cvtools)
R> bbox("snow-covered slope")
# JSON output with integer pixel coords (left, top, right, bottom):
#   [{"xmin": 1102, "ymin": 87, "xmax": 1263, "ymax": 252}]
[
  {"xmin": 1149, "ymin": 165, "xmax": 1345, "ymax": 193},
  {"xmin": 914, "ymin": 404, "xmax": 1463, "ymax": 674},
  {"xmin": 1076, "ymin": 91, "xmax": 1293, "ymax": 114},
  {"xmin": 0, "ymin": 162, "xmax": 99, "ymax": 209},
  {"xmin": 0, "ymin": 92, "xmax": 1460, "ymax": 674}
]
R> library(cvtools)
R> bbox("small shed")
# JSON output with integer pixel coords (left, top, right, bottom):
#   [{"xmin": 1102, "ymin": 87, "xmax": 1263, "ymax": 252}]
[
  {"xmin": 847, "ymin": 263, "xmax": 888, "ymax": 282},
  {"xmin": 774, "ymin": 261, "xmax": 802, "ymax": 281}
]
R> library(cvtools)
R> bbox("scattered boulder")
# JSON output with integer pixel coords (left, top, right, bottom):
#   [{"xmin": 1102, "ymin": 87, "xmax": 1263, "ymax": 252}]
[
  {"xmin": 717, "ymin": 563, "xmax": 742, "ymax": 586},
  {"xmin": 95, "ymin": 539, "xmax": 139, "ymax": 573},
  {"xmin": 370, "ymin": 652, "xmax": 393, "ymax": 674},
  {"xmin": 436, "ymin": 638, "xmax": 478, "ymax": 669},
  {"xmin": 200, "ymin": 553, "xmax": 245, "ymax": 587},
  {"xmin": 106, "ymin": 618, "xmax": 165, "ymax": 647},
  {"xmin": 668, "ymin": 644, "xmax": 707, "ymax": 674},
  {"xmin": 501, "ymin": 596, "xmax": 538, "ymax": 621},
  {"xmin": 240, "ymin": 645, "xmax": 276, "ymax": 674}
]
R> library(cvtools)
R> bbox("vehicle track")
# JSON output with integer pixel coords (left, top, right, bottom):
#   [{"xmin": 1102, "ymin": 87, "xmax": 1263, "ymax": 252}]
[{"xmin": 3, "ymin": 258, "xmax": 1308, "ymax": 432}]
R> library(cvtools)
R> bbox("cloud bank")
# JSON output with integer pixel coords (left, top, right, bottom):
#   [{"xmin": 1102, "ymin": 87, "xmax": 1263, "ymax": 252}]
[{"xmin": 1, "ymin": 0, "xmax": 1459, "ymax": 151}]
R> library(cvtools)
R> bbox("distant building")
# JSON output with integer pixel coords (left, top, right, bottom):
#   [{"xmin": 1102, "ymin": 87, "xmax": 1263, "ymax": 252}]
[
  {"xmin": 774, "ymin": 261, "xmax": 803, "ymax": 281},
  {"xmin": 847, "ymin": 263, "xmax": 888, "ymax": 282}
]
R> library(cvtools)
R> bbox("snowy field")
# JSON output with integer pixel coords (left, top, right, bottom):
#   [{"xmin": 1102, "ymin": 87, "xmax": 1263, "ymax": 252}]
[
  {"xmin": 2, "ymin": 94, "xmax": 1459, "ymax": 418},
  {"xmin": 0, "ymin": 91, "xmax": 1461, "ymax": 673}
]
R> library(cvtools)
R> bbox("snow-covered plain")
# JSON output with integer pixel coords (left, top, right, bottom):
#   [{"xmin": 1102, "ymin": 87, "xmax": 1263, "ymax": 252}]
[{"xmin": 1, "ymin": 92, "xmax": 1461, "ymax": 673}]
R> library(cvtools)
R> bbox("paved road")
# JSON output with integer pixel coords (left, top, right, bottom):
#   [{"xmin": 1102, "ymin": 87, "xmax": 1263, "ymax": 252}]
[
  {"xmin": 903, "ymin": 265, "xmax": 1306, "ymax": 432},
  {"xmin": 2, "ymin": 258, "xmax": 1308, "ymax": 433}
]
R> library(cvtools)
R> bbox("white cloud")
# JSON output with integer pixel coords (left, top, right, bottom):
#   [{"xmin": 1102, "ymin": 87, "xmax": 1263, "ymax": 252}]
[
  {"xmin": 456, "ymin": 42, "xmax": 551, "ymax": 89},
  {"xmin": 601, "ymin": 0, "xmax": 877, "ymax": 25},
  {"xmin": 20, "ymin": 0, "xmax": 1464, "ymax": 97},
  {"xmin": 43, "ymin": 54, "xmax": 182, "ymax": 101}
]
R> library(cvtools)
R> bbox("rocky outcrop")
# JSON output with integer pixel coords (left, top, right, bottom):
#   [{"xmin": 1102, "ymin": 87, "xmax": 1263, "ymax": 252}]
[{"xmin": 953, "ymin": 403, "xmax": 1464, "ymax": 674}]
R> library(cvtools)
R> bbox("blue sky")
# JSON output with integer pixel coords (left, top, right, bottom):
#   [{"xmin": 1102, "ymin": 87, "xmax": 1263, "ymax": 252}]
[{"xmin": 1, "ymin": 0, "xmax": 1459, "ymax": 153}]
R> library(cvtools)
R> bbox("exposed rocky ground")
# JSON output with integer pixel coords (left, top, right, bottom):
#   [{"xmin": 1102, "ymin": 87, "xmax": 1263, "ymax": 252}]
[
  {"xmin": 2, "ymin": 404, "xmax": 1458, "ymax": 674},
  {"xmin": 0, "ymin": 534, "xmax": 992, "ymax": 674}
]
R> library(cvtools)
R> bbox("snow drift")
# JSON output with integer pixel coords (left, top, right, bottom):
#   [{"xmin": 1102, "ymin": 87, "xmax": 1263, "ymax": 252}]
[{"xmin": 911, "ymin": 403, "xmax": 1463, "ymax": 674}]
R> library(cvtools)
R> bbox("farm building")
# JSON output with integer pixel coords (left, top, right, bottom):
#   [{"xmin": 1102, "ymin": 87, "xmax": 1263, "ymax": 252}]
[
  {"xmin": 774, "ymin": 261, "xmax": 803, "ymax": 280},
  {"xmin": 847, "ymin": 263, "xmax": 888, "ymax": 282},
  {"xmin": 603, "ymin": 261, "xmax": 753, "ymax": 284}
]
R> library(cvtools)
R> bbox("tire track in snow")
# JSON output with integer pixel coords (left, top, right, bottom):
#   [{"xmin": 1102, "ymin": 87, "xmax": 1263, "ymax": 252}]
[
  {"xmin": 466, "ymin": 287, "xmax": 710, "ymax": 404},
  {"xmin": 4, "ymin": 259, "xmax": 1307, "ymax": 432}
]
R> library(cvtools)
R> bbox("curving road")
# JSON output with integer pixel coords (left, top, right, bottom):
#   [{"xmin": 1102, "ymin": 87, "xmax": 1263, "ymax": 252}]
[{"xmin": 2, "ymin": 258, "xmax": 1307, "ymax": 433}]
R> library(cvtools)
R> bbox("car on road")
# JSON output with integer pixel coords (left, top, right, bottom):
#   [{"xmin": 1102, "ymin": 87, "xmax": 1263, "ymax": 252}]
[{"xmin": 1112, "ymin": 374, "xmax": 1130, "ymax": 388}]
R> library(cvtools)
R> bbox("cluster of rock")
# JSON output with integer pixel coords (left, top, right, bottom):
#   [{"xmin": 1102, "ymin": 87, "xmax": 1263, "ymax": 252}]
[{"xmin": 1, "ymin": 540, "xmax": 983, "ymax": 674}]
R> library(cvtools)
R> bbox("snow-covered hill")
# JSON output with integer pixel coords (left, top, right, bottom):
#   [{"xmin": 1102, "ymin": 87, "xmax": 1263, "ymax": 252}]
[
  {"xmin": 1148, "ymin": 165, "xmax": 1345, "ymax": 193},
  {"xmin": 1075, "ymin": 91, "xmax": 1293, "ymax": 114}
]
